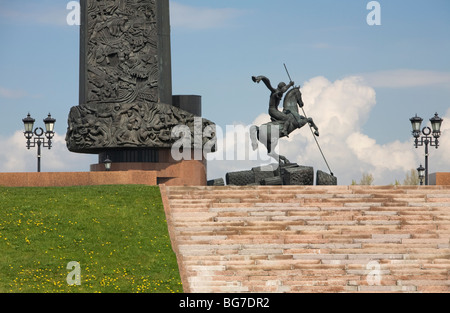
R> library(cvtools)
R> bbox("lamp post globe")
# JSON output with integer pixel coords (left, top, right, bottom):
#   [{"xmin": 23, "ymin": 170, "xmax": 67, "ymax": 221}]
[
  {"xmin": 23, "ymin": 113, "xmax": 35, "ymax": 133},
  {"xmin": 43, "ymin": 113, "xmax": 56, "ymax": 133},
  {"xmin": 417, "ymin": 164, "xmax": 425, "ymax": 186},
  {"xmin": 104, "ymin": 157, "xmax": 112, "ymax": 171},
  {"xmin": 22, "ymin": 112, "xmax": 56, "ymax": 172},
  {"xmin": 410, "ymin": 112, "xmax": 443, "ymax": 186},
  {"xmin": 430, "ymin": 113, "xmax": 443, "ymax": 138},
  {"xmin": 410, "ymin": 114, "xmax": 423, "ymax": 138}
]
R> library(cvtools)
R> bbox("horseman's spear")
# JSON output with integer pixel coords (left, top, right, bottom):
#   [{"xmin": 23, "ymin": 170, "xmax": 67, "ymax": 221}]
[{"xmin": 283, "ymin": 64, "xmax": 334, "ymax": 177}]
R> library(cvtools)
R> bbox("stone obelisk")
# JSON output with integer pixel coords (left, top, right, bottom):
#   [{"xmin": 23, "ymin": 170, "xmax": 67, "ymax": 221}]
[
  {"xmin": 78, "ymin": 0, "xmax": 172, "ymax": 107},
  {"xmin": 66, "ymin": 0, "xmax": 215, "ymax": 185}
]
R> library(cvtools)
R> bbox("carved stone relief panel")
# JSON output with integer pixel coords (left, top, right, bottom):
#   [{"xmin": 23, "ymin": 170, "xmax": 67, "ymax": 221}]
[
  {"xmin": 66, "ymin": 102, "xmax": 216, "ymax": 153},
  {"xmin": 85, "ymin": 0, "xmax": 159, "ymax": 105}
]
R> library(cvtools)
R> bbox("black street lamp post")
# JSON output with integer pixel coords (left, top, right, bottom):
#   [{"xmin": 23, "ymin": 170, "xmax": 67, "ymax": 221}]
[
  {"xmin": 22, "ymin": 113, "xmax": 56, "ymax": 172},
  {"xmin": 410, "ymin": 113, "xmax": 443, "ymax": 186},
  {"xmin": 103, "ymin": 156, "xmax": 112, "ymax": 171},
  {"xmin": 417, "ymin": 164, "xmax": 425, "ymax": 186}
]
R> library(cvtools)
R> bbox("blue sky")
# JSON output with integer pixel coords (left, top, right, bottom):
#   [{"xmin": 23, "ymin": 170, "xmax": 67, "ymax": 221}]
[{"xmin": 0, "ymin": 0, "xmax": 449, "ymax": 184}]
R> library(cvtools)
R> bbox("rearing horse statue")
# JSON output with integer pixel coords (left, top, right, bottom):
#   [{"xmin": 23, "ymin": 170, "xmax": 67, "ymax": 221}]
[{"xmin": 250, "ymin": 75, "xmax": 319, "ymax": 164}]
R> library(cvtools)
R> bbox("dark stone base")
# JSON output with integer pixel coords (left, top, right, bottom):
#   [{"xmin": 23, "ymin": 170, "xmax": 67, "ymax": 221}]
[
  {"xmin": 317, "ymin": 170, "xmax": 338, "ymax": 186},
  {"xmin": 282, "ymin": 165, "xmax": 314, "ymax": 186},
  {"xmin": 172, "ymin": 95, "xmax": 202, "ymax": 117},
  {"xmin": 253, "ymin": 164, "xmax": 277, "ymax": 184},
  {"xmin": 98, "ymin": 148, "xmax": 160, "ymax": 164},
  {"xmin": 207, "ymin": 178, "xmax": 225, "ymax": 186},
  {"xmin": 225, "ymin": 170, "xmax": 255, "ymax": 186},
  {"xmin": 261, "ymin": 176, "xmax": 283, "ymax": 186},
  {"xmin": 220, "ymin": 163, "xmax": 337, "ymax": 186}
]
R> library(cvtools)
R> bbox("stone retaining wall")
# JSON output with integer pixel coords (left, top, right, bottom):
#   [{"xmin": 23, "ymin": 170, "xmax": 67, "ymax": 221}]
[{"xmin": 0, "ymin": 171, "xmax": 157, "ymax": 187}]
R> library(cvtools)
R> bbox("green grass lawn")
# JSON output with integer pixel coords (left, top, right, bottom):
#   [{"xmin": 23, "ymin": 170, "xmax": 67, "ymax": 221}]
[{"xmin": 0, "ymin": 185, "xmax": 182, "ymax": 293}]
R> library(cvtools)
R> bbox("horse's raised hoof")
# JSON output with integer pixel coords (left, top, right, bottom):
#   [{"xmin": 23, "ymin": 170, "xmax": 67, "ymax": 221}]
[{"xmin": 314, "ymin": 131, "xmax": 320, "ymax": 137}]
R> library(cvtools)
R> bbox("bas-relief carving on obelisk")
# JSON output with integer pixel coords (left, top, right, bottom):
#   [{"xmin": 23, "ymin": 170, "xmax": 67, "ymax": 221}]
[
  {"xmin": 66, "ymin": 0, "xmax": 215, "ymax": 155},
  {"xmin": 82, "ymin": 0, "xmax": 161, "ymax": 106}
]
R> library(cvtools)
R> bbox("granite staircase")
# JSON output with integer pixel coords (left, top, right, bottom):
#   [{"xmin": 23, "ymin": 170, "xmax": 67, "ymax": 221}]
[{"xmin": 161, "ymin": 185, "xmax": 450, "ymax": 293}]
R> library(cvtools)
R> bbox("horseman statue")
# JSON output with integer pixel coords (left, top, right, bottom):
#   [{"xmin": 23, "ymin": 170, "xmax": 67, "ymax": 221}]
[{"xmin": 250, "ymin": 74, "xmax": 320, "ymax": 165}]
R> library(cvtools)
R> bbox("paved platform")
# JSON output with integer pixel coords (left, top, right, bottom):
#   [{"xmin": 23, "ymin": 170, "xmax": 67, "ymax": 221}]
[{"xmin": 0, "ymin": 171, "xmax": 157, "ymax": 187}]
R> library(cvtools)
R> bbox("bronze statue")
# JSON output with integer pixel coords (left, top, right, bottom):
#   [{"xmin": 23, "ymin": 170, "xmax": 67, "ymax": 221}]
[
  {"xmin": 250, "ymin": 75, "xmax": 319, "ymax": 164},
  {"xmin": 252, "ymin": 75, "xmax": 296, "ymax": 137}
]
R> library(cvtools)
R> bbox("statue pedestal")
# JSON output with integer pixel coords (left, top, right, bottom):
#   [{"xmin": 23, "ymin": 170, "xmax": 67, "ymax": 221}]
[
  {"xmin": 90, "ymin": 148, "xmax": 207, "ymax": 186},
  {"xmin": 223, "ymin": 163, "xmax": 337, "ymax": 186}
]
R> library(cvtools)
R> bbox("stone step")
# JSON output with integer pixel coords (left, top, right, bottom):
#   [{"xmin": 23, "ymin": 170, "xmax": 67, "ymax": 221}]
[{"xmin": 162, "ymin": 185, "xmax": 450, "ymax": 293}]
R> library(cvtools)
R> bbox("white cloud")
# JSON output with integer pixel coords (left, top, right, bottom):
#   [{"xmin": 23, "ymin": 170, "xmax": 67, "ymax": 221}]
[
  {"xmin": 207, "ymin": 76, "xmax": 450, "ymax": 185},
  {"xmin": 301, "ymin": 76, "xmax": 377, "ymax": 137},
  {"xmin": 0, "ymin": 131, "xmax": 96, "ymax": 173},
  {"xmin": 359, "ymin": 69, "xmax": 450, "ymax": 88},
  {"xmin": 170, "ymin": 2, "xmax": 244, "ymax": 30},
  {"xmin": 0, "ymin": 86, "xmax": 28, "ymax": 99}
]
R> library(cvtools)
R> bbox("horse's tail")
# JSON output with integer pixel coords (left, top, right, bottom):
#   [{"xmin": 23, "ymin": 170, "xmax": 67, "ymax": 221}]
[{"xmin": 250, "ymin": 125, "xmax": 259, "ymax": 151}]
